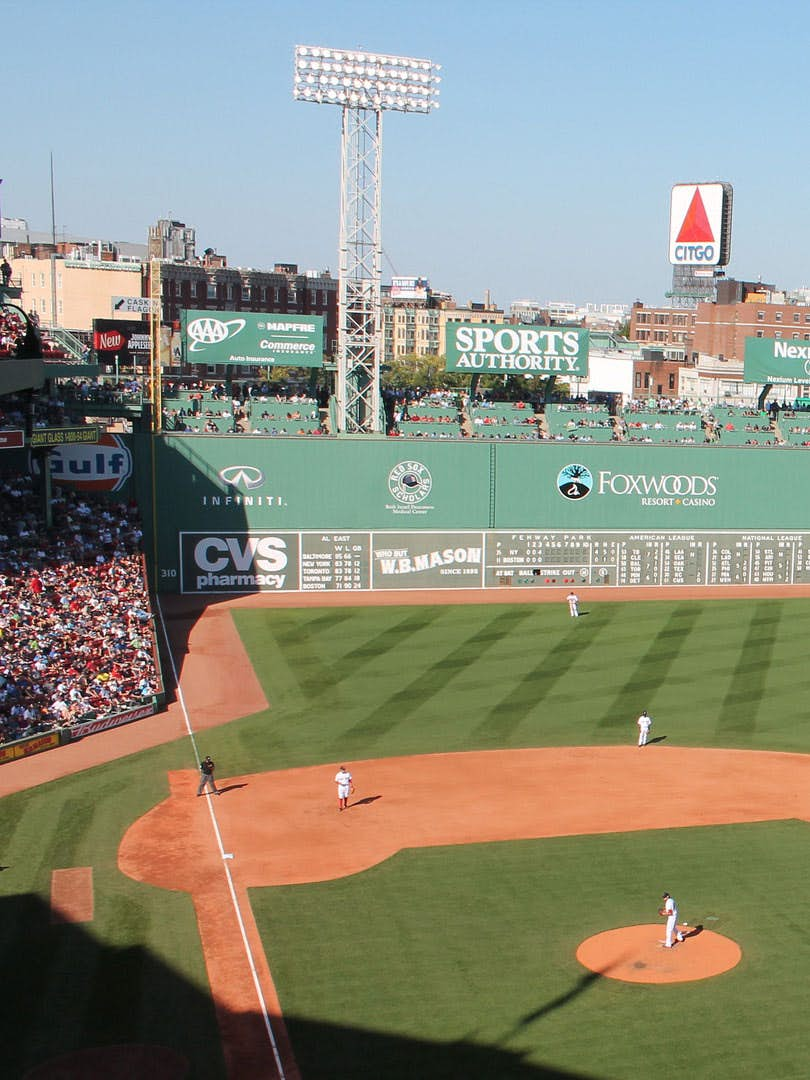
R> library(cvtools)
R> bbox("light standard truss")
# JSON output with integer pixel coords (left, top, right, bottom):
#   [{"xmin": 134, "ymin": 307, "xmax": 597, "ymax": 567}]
[{"xmin": 294, "ymin": 45, "xmax": 441, "ymax": 433}]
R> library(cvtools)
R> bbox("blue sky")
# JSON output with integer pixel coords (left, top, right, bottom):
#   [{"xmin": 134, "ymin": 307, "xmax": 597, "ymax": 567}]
[{"xmin": 9, "ymin": 0, "xmax": 810, "ymax": 309}]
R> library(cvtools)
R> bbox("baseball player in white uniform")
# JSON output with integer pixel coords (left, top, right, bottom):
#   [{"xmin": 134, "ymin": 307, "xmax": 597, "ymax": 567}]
[
  {"xmin": 335, "ymin": 765, "xmax": 353, "ymax": 811},
  {"xmin": 660, "ymin": 892, "xmax": 685, "ymax": 947},
  {"xmin": 566, "ymin": 591, "xmax": 580, "ymax": 618},
  {"xmin": 637, "ymin": 710, "xmax": 652, "ymax": 746}
]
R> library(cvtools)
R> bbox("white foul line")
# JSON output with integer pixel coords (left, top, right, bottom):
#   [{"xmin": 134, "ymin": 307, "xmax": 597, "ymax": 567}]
[{"xmin": 155, "ymin": 596, "xmax": 286, "ymax": 1080}]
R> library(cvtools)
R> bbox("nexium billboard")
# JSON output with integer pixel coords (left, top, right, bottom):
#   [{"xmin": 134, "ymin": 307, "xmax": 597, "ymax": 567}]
[
  {"xmin": 744, "ymin": 336, "xmax": 810, "ymax": 385},
  {"xmin": 445, "ymin": 323, "xmax": 589, "ymax": 375},
  {"xmin": 180, "ymin": 310, "xmax": 324, "ymax": 367}
]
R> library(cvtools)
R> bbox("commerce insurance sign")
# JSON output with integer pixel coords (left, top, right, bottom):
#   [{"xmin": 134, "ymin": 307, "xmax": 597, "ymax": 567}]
[
  {"xmin": 180, "ymin": 310, "xmax": 324, "ymax": 367},
  {"xmin": 445, "ymin": 323, "xmax": 589, "ymax": 376}
]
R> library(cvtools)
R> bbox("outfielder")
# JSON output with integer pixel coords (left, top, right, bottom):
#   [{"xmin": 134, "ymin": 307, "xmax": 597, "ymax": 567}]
[
  {"xmin": 335, "ymin": 765, "xmax": 353, "ymax": 811},
  {"xmin": 566, "ymin": 591, "xmax": 580, "ymax": 618},
  {"xmin": 659, "ymin": 892, "xmax": 685, "ymax": 947},
  {"xmin": 637, "ymin": 710, "xmax": 652, "ymax": 747}
]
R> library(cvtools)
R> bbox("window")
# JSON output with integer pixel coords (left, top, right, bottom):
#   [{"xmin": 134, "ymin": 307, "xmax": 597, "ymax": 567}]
[
  {"xmin": 668, "ymin": 373, "xmax": 676, "ymax": 390},
  {"xmin": 242, "ymin": 285, "xmax": 250, "ymax": 301},
  {"xmin": 40, "ymin": 272, "xmax": 46, "ymax": 287},
  {"xmin": 757, "ymin": 311, "xmax": 765, "ymax": 321},
  {"xmin": 794, "ymin": 312, "xmax": 800, "ymax": 322},
  {"xmin": 756, "ymin": 330, "xmax": 764, "ymax": 337},
  {"xmin": 793, "ymin": 333, "xmax": 800, "ymax": 340},
  {"xmin": 207, "ymin": 282, "xmax": 216, "ymax": 300},
  {"xmin": 634, "ymin": 373, "xmax": 641, "ymax": 388},
  {"xmin": 775, "ymin": 312, "xmax": 782, "ymax": 321},
  {"xmin": 775, "ymin": 331, "xmax": 782, "ymax": 339}
]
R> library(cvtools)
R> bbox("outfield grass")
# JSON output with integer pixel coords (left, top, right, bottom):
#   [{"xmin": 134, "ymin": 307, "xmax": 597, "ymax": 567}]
[
  {"xmin": 224, "ymin": 598, "xmax": 810, "ymax": 769},
  {"xmin": 3, "ymin": 597, "xmax": 810, "ymax": 1078}
]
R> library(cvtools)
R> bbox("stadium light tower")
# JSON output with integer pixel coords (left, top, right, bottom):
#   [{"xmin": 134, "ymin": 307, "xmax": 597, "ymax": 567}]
[{"xmin": 294, "ymin": 45, "xmax": 441, "ymax": 433}]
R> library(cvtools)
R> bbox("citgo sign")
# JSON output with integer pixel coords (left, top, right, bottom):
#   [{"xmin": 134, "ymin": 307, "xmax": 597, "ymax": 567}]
[{"xmin": 668, "ymin": 182, "xmax": 733, "ymax": 267}]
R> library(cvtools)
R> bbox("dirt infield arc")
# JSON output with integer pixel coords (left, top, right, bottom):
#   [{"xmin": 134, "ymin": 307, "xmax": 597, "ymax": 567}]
[{"xmin": 119, "ymin": 744, "xmax": 810, "ymax": 1079}]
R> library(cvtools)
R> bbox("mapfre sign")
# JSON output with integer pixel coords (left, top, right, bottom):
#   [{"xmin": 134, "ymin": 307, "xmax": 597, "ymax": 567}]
[{"xmin": 668, "ymin": 182, "xmax": 733, "ymax": 267}]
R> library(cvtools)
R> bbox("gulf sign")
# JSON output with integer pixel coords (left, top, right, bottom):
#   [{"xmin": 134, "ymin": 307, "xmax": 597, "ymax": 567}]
[
  {"xmin": 47, "ymin": 432, "xmax": 132, "ymax": 492},
  {"xmin": 669, "ymin": 182, "xmax": 733, "ymax": 267}
]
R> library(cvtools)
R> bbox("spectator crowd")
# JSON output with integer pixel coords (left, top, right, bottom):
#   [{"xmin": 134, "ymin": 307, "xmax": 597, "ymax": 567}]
[{"xmin": 0, "ymin": 475, "xmax": 160, "ymax": 744}]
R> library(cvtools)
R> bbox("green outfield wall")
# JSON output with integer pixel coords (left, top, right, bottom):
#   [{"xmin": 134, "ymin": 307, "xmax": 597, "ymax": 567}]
[{"xmin": 126, "ymin": 435, "xmax": 810, "ymax": 593}]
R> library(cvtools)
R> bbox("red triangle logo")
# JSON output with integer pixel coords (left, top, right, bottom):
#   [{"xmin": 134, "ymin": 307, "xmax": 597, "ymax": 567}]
[{"xmin": 676, "ymin": 188, "xmax": 714, "ymax": 243}]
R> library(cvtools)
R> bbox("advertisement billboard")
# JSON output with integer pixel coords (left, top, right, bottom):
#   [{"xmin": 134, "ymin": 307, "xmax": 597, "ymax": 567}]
[
  {"xmin": 390, "ymin": 276, "xmax": 429, "ymax": 300},
  {"xmin": 668, "ymin": 182, "xmax": 733, "ymax": 267},
  {"xmin": 445, "ymin": 323, "xmax": 589, "ymax": 375},
  {"xmin": 744, "ymin": 336, "xmax": 810, "ymax": 384},
  {"xmin": 92, "ymin": 318, "xmax": 150, "ymax": 356},
  {"xmin": 180, "ymin": 310, "xmax": 324, "ymax": 367}
]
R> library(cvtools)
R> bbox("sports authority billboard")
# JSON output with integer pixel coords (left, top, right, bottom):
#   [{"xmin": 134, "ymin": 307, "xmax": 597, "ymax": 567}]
[
  {"xmin": 744, "ymin": 337, "xmax": 810, "ymax": 385},
  {"xmin": 445, "ymin": 323, "xmax": 589, "ymax": 375},
  {"xmin": 180, "ymin": 310, "xmax": 324, "ymax": 367},
  {"xmin": 668, "ymin": 182, "xmax": 733, "ymax": 267}
]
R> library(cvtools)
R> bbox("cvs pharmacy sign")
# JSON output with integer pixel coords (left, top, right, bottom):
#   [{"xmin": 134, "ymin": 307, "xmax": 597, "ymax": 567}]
[{"xmin": 180, "ymin": 531, "xmax": 300, "ymax": 593}]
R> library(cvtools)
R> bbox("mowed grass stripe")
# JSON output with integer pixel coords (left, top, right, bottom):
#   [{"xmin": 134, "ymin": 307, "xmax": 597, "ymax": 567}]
[
  {"xmin": 717, "ymin": 600, "xmax": 784, "ymax": 735},
  {"xmin": 474, "ymin": 603, "xmax": 621, "ymax": 742},
  {"xmin": 596, "ymin": 602, "xmax": 703, "ymax": 729},
  {"xmin": 343, "ymin": 606, "xmax": 539, "ymax": 746}
]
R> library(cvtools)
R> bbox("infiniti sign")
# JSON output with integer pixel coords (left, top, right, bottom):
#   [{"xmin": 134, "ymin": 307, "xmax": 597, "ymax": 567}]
[{"xmin": 218, "ymin": 465, "xmax": 265, "ymax": 491}]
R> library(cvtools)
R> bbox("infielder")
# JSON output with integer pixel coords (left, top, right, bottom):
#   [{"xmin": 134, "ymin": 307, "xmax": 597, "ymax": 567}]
[
  {"xmin": 659, "ymin": 892, "xmax": 685, "ymax": 947},
  {"xmin": 335, "ymin": 765, "xmax": 353, "ymax": 811},
  {"xmin": 637, "ymin": 710, "xmax": 652, "ymax": 747},
  {"xmin": 566, "ymin": 591, "xmax": 580, "ymax": 618}
]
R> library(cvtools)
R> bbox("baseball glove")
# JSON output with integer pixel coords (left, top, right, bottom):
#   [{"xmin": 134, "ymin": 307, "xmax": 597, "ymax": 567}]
[
  {"xmin": 658, "ymin": 908, "xmax": 667, "ymax": 917},
  {"xmin": 350, "ymin": 785, "xmax": 355, "ymax": 795}
]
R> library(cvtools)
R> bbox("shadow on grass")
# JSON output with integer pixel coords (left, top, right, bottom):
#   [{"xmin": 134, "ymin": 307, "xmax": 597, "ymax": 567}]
[
  {"xmin": 1, "ymin": 893, "xmax": 603, "ymax": 1080},
  {"xmin": 646, "ymin": 735, "xmax": 668, "ymax": 745},
  {"xmin": 501, "ymin": 969, "xmax": 603, "ymax": 1038}
]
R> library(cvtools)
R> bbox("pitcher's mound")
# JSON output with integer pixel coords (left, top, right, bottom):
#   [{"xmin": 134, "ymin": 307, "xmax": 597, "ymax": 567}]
[{"xmin": 577, "ymin": 924, "xmax": 741, "ymax": 984}]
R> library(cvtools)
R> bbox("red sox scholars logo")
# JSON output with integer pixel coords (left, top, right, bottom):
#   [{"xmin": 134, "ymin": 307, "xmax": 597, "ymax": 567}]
[{"xmin": 388, "ymin": 461, "xmax": 432, "ymax": 505}]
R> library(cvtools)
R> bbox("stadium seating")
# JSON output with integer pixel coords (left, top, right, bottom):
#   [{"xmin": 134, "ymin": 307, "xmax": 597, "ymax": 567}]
[
  {"xmin": 707, "ymin": 407, "xmax": 778, "ymax": 446},
  {"xmin": 545, "ymin": 403, "xmax": 615, "ymax": 443}
]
